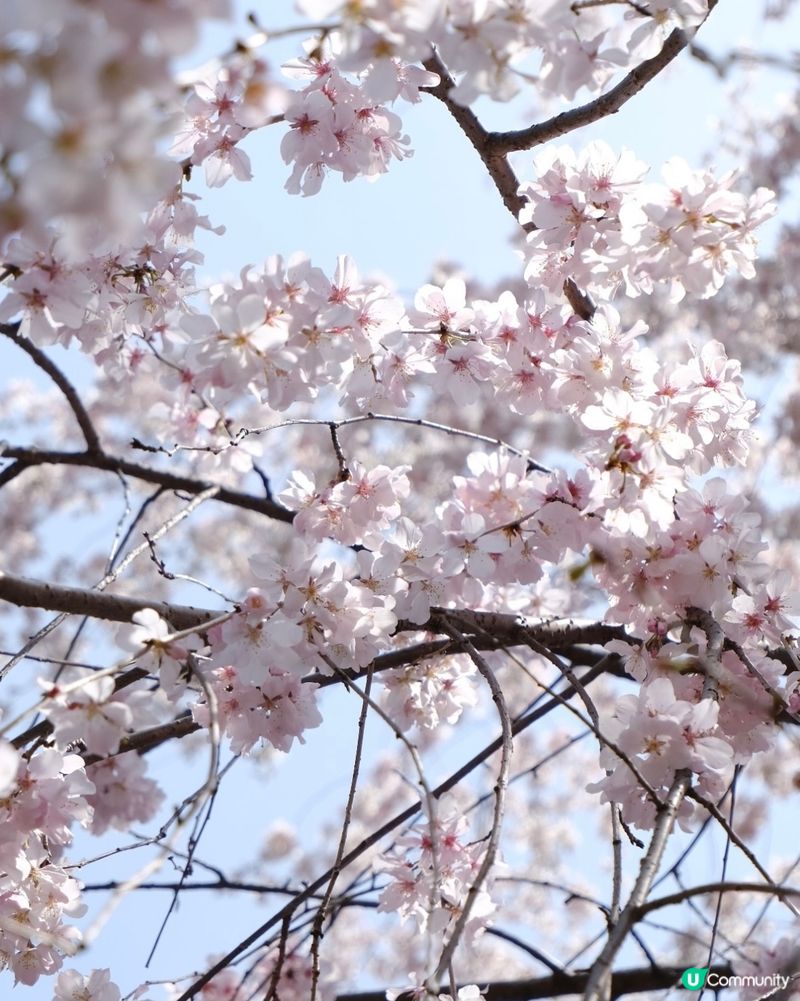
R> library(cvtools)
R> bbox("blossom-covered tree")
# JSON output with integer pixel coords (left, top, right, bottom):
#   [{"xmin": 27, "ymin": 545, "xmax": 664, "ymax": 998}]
[{"xmin": 2, "ymin": 1, "xmax": 800, "ymax": 1000}]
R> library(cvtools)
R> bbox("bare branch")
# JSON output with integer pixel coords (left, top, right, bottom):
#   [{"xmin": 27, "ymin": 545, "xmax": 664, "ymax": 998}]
[
  {"xmin": 0, "ymin": 573, "xmax": 631, "ymax": 653},
  {"xmin": 582, "ymin": 605, "xmax": 735, "ymax": 1001},
  {"xmin": 582, "ymin": 770, "xmax": 694, "ymax": 1001},
  {"xmin": 686, "ymin": 786, "xmax": 800, "ymax": 917},
  {"xmin": 172, "ymin": 660, "xmax": 612, "ymax": 1001},
  {"xmin": 0, "ymin": 446, "xmax": 295, "ymax": 524},
  {"xmin": 0, "ymin": 321, "xmax": 102, "ymax": 453},
  {"xmin": 690, "ymin": 40, "xmax": 800, "ymax": 77},
  {"xmin": 422, "ymin": 50, "xmax": 529, "ymax": 223},
  {"xmin": 243, "ymin": 412, "xmax": 551, "ymax": 474},
  {"xmin": 639, "ymin": 880, "xmax": 800, "ymax": 915},
  {"xmin": 309, "ymin": 667, "xmax": 373, "ymax": 1001},
  {"xmin": 335, "ymin": 963, "xmax": 734, "ymax": 1001},
  {"xmin": 0, "ymin": 571, "xmax": 220, "ymax": 630},
  {"xmin": 431, "ymin": 622, "xmax": 513, "ymax": 984}
]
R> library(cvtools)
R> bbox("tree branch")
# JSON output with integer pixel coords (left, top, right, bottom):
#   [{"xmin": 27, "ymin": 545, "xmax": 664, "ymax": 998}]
[
  {"xmin": 486, "ymin": 2, "xmax": 719, "ymax": 156},
  {"xmin": 172, "ymin": 658, "xmax": 613, "ymax": 1001},
  {"xmin": 582, "ymin": 770, "xmax": 694, "ymax": 1001},
  {"xmin": 422, "ymin": 51, "xmax": 529, "ymax": 224},
  {"xmin": 0, "ymin": 571, "xmax": 219, "ymax": 630},
  {"xmin": 0, "ymin": 321, "xmax": 102, "ymax": 453},
  {"xmin": 431, "ymin": 622, "xmax": 513, "ymax": 983},
  {"xmin": 0, "ymin": 446, "xmax": 295, "ymax": 523},
  {"xmin": 0, "ymin": 573, "xmax": 632, "ymax": 651},
  {"xmin": 638, "ymin": 880, "xmax": 800, "ymax": 915},
  {"xmin": 335, "ymin": 963, "xmax": 734, "ymax": 1001}
]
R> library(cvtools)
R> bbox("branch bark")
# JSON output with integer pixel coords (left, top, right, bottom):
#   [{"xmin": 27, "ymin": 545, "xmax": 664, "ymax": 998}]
[
  {"xmin": 0, "ymin": 571, "xmax": 218, "ymax": 630},
  {"xmin": 336, "ymin": 963, "xmax": 734, "ymax": 1001},
  {"xmin": 0, "ymin": 446, "xmax": 295, "ymax": 523},
  {"xmin": 0, "ymin": 321, "xmax": 102, "ymax": 454},
  {"xmin": 486, "ymin": 2, "xmax": 720, "ymax": 156},
  {"xmin": 0, "ymin": 572, "xmax": 632, "ymax": 649},
  {"xmin": 422, "ymin": 51, "xmax": 528, "ymax": 223}
]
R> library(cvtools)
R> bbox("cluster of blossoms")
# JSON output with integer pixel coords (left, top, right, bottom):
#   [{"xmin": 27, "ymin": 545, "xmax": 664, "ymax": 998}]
[
  {"xmin": 0, "ymin": 746, "xmax": 89, "ymax": 983},
  {"xmin": 0, "ymin": 655, "xmax": 171, "ymax": 984},
  {"xmin": 0, "ymin": 0, "xmax": 716, "ymax": 263},
  {"xmin": 0, "ymin": 140, "xmax": 770, "ymax": 488},
  {"xmin": 278, "ymin": 58, "xmax": 434, "ymax": 196},
  {"xmin": 285, "ymin": 458, "xmax": 411, "ymax": 547},
  {"xmin": 172, "ymin": 51, "xmax": 288, "ymax": 189},
  {"xmin": 38, "ymin": 672, "xmax": 162, "ymax": 758},
  {"xmin": 85, "ymin": 259, "xmax": 786, "ymax": 782},
  {"xmin": 380, "ymin": 654, "xmax": 478, "ymax": 731},
  {"xmin": 192, "ymin": 662, "xmax": 323, "ymax": 755},
  {"xmin": 520, "ymin": 142, "xmax": 775, "ymax": 302},
  {"xmin": 376, "ymin": 814, "xmax": 496, "ymax": 943},
  {"xmin": 589, "ymin": 675, "xmax": 735, "ymax": 830},
  {"xmin": 189, "ymin": 553, "xmax": 399, "ymax": 752},
  {"xmin": 584, "ymin": 471, "xmax": 800, "ymax": 829},
  {"xmin": 34, "ymin": 666, "xmax": 168, "ymax": 837},
  {"xmin": 0, "ymin": 0, "xmax": 230, "ymax": 255},
  {"xmin": 157, "ymin": 1, "xmax": 720, "ymax": 208},
  {"xmin": 297, "ymin": 0, "xmax": 708, "ymax": 106},
  {"xmin": 5, "ymin": 0, "xmax": 800, "ymax": 995},
  {"xmin": 3, "ymin": 208, "xmax": 791, "ymax": 834}
]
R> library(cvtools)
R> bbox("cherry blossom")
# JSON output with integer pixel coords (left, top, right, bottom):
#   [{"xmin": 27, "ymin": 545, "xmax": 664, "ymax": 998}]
[
  {"xmin": 53, "ymin": 968, "xmax": 120, "ymax": 1001},
  {"xmin": 519, "ymin": 143, "xmax": 775, "ymax": 301},
  {"xmin": 2, "ymin": 2, "xmax": 800, "ymax": 999}
]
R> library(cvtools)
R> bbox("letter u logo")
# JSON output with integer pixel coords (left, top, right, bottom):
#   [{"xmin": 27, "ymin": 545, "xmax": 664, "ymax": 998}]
[{"xmin": 682, "ymin": 968, "xmax": 709, "ymax": 990}]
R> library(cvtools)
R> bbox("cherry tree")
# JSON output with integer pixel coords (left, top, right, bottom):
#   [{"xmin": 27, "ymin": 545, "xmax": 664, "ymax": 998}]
[{"xmin": 2, "ymin": 1, "xmax": 800, "ymax": 1000}]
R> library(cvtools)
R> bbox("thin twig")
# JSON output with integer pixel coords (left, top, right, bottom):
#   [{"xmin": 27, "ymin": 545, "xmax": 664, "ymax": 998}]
[
  {"xmin": 309, "ymin": 667, "xmax": 373, "ymax": 1001},
  {"xmin": 81, "ymin": 651, "xmax": 222, "ymax": 948},
  {"xmin": 172, "ymin": 661, "xmax": 611, "ymax": 1001},
  {"xmin": 242, "ymin": 412, "xmax": 550, "ymax": 474},
  {"xmin": 431, "ymin": 621, "xmax": 514, "ymax": 985},
  {"xmin": 685, "ymin": 787, "xmax": 800, "ymax": 918}
]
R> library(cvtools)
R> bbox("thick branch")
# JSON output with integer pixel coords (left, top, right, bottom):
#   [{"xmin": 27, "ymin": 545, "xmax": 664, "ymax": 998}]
[
  {"xmin": 423, "ymin": 51, "xmax": 528, "ymax": 222},
  {"xmin": 0, "ymin": 446, "xmax": 295, "ymax": 523},
  {"xmin": 0, "ymin": 573, "xmax": 631, "ymax": 649},
  {"xmin": 0, "ymin": 572, "xmax": 218, "ymax": 630},
  {"xmin": 486, "ymin": 3, "xmax": 719, "ymax": 156},
  {"xmin": 336, "ymin": 964, "xmax": 734, "ymax": 1001},
  {"xmin": 427, "ymin": 608, "xmax": 632, "ymax": 653}
]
